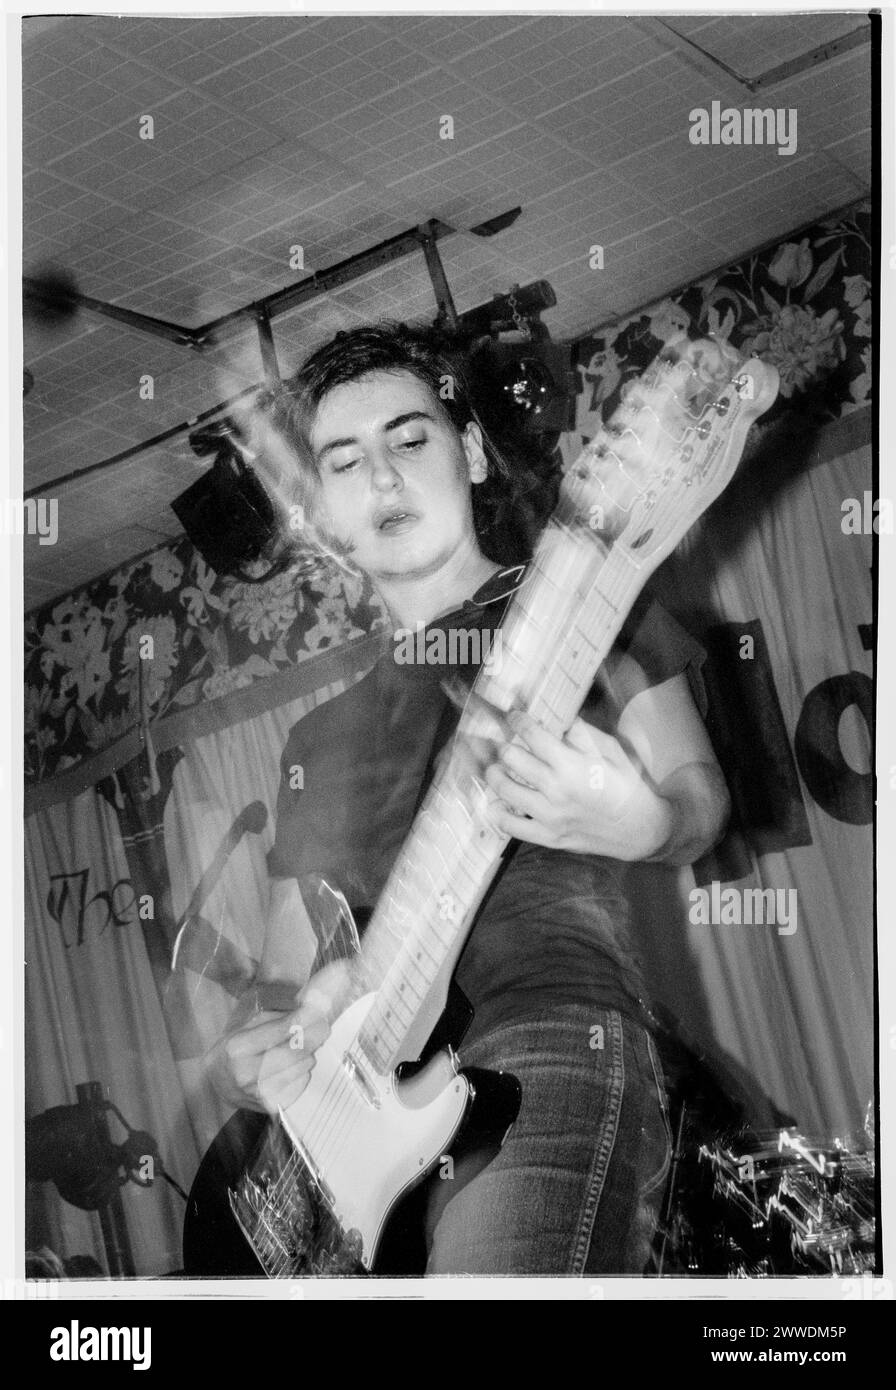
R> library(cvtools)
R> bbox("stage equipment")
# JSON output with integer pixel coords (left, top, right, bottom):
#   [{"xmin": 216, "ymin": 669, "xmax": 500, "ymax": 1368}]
[
  {"xmin": 459, "ymin": 283, "xmax": 577, "ymax": 440},
  {"xmin": 658, "ymin": 1123, "xmax": 876, "ymax": 1276},
  {"xmin": 27, "ymin": 1081, "xmax": 187, "ymax": 1277},
  {"xmin": 171, "ymin": 415, "xmax": 283, "ymax": 581}
]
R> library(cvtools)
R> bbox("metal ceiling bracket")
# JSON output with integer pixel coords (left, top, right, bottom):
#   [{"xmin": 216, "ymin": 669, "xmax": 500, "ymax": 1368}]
[
  {"xmin": 26, "ymin": 213, "xmax": 510, "ymax": 353},
  {"xmin": 254, "ymin": 306, "xmax": 280, "ymax": 387},
  {"xmin": 420, "ymin": 229, "xmax": 459, "ymax": 331},
  {"xmin": 651, "ymin": 17, "xmax": 870, "ymax": 95}
]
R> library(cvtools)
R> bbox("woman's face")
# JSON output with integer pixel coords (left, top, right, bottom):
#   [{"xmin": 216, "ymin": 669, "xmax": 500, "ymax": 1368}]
[{"xmin": 308, "ymin": 369, "xmax": 487, "ymax": 585}]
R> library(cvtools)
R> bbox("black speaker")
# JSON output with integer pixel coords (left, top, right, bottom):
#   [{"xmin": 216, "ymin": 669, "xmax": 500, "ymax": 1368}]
[
  {"xmin": 487, "ymin": 338, "xmax": 576, "ymax": 435},
  {"xmin": 171, "ymin": 453, "xmax": 278, "ymax": 577}
]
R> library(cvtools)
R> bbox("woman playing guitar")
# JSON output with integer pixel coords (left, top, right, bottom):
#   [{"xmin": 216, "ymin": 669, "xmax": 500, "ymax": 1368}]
[{"xmin": 204, "ymin": 321, "xmax": 731, "ymax": 1275}]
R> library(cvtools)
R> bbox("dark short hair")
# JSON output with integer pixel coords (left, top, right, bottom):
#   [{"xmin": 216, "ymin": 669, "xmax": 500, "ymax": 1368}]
[{"xmin": 267, "ymin": 321, "xmax": 559, "ymax": 572}]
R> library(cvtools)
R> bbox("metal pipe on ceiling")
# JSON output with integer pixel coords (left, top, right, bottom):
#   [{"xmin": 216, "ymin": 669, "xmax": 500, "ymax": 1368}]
[
  {"xmin": 24, "ymin": 209, "xmax": 526, "ymax": 497},
  {"xmin": 24, "ymin": 211, "xmax": 521, "ymax": 353},
  {"xmin": 24, "ymin": 272, "xmax": 556, "ymax": 500}
]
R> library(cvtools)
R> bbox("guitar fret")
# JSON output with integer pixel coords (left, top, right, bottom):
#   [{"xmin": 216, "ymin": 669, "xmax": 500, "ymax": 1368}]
[
  {"xmin": 514, "ymin": 599, "xmax": 546, "ymax": 631},
  {"xmin": 551, "ymin": 657, "xmax": 580, "ymax": 687},
  {"xmin": 395, "ymin": 953, "xmax": 432, "ymax": 994},
  {"xmin": 417, "ymin": 804, "xmax": 492, "ymax": 889},
  {"xmin": 401, "ymin": 933, "xmax": 440, "ymax": 973},
  {"xmin": 423, "ymin": 832, "xmax": 456, "ymax": 881},
  {"xmin": 364, "ymin": 1038, "xmax": 391, "ymax": 1070},
  {"xmin": 411, "ymin": 856, "xmax": 439, "ymax": 895},
  {"xmin": 368, "ymin": 1012, "xmax": 401, "ymax": 1049},
  {"xmin": 397, "ymin": 924, "xmax": 453, "ymax": 988},
  {"xmin": 400, "ymin": 929, "xmax": 442, "ymax": 974},
  {"xmin": 532, "ymin": 557, "xmax": 567, "ymax": 588},
  {"xmin": 373, "ymin": 991, "xmax": 414, "ymax": 1031},
  {"xmin": 390, "ymin": 955, "xmax": 430, "ymax": 995},
  {"xmin": 424, "ymin": 914, "xmax": 456, "ymax": 951},
  {"xmin": 434, "ymin": 848, "xmax": 483, "ymax": 894},
  {"xmin": 374, "ymin": 990, "xmax": 425, "ymax": 1036}
]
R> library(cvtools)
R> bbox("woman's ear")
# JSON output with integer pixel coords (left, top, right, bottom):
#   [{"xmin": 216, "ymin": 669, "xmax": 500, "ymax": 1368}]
[{"xmin": 462, "ymin": 422, "xmax": 488, "ymax": 484}]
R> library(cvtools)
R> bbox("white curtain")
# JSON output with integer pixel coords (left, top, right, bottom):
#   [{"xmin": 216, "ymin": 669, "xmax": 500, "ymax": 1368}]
[
  {"xmin": 25, "ymin": 792, "xmax": 195, "ymax": 1274},
  {"xmin": 626, "ymin": 434, "xmax": 873, "ymax": 1140},
  {"xmin": 24, "ymin": 670, "xmax": 362, "ymax": 1273}
]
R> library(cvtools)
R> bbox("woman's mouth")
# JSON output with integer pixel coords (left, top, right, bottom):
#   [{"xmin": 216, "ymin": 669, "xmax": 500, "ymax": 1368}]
[{"xmin": 375, "ymin": 507, "xmax": 420, "ymax": 534}]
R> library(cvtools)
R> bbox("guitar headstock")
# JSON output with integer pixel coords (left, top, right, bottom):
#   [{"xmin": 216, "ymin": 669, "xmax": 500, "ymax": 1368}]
[{"xmin": 561, "ymin": 338, "xmax": 779, "ymax": 569}]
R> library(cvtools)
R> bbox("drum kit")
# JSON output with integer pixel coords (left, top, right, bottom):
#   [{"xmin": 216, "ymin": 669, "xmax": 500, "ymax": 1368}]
[{"xmin": 659, "ymin": 1119, "xmax": 876, "ymax": 1277}]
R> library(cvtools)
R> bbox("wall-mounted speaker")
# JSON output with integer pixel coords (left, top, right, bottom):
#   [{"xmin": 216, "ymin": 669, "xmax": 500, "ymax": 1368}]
[{"xmin": 171, "ymin": 423, "xmax": 279, "ymax": 577}]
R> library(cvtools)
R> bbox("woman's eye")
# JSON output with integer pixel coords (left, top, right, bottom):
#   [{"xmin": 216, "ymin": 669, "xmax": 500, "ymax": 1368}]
[
  {"xmin": 333, "ymin": 458, "xmax": 362, "ymax": 474},
  {"xmin": 397, "ymin": 436, "xmax": 425, "ymax": 451}
]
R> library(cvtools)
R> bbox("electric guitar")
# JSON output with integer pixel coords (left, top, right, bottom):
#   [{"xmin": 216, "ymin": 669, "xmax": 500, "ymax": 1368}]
[{"xmin": 183, "ymin": 339, "xmax": 779, "ymax": 1276}]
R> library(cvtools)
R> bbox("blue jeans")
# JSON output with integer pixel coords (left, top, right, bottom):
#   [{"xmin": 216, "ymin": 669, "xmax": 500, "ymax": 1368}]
[{"xmin": 423, "ymin": 1007, "xmax": 672, "ymax": 1276}]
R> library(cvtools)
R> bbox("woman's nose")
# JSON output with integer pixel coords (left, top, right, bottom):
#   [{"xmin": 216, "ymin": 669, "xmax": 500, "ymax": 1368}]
[{"xmin": 370, "ymin": 450, "xmax": 403, "ymax": 491}]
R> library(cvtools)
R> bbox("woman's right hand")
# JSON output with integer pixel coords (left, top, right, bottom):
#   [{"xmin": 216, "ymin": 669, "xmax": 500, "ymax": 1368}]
[{"xmin": 207, "ymin": 961, "xmax": 353, "ymax": 1115}]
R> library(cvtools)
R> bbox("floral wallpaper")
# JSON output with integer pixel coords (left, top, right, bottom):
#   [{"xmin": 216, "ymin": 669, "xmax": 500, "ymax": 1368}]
[
  {"xmin": 25, "ymin": 543, "xmax": 387, "ymax": 784},
  {"xmin": 25, "ymin": 201, "xmax": 871, "ymax": 790},
  {"xmin": 569, "ymin": 202, "xmax": 871, "ymax": 456}
]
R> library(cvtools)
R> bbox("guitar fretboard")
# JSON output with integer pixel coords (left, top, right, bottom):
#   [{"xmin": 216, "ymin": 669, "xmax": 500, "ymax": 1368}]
[{"xmin": 354, "ymin": 512, "xmax": 644, "ymax": 1075}]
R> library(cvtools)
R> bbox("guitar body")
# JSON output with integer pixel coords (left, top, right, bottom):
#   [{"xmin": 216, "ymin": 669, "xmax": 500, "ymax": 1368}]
[
  {"xmin": 184, "ymin": 1108, "xmax": 270, "ymax": 1277},
  {"xmin": 184, "ymin": 985, "xmax": 522, "ymax": 1276}
]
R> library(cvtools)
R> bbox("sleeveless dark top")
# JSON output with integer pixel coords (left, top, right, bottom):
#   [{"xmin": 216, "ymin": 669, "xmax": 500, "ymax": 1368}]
[{"xmin": 269, "ymin": 571, "xmax": 706, "ymax": 1039}]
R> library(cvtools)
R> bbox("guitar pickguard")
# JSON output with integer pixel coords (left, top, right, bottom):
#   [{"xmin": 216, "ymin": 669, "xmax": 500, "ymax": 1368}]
[
  {"xmin": 183, "ymin": 984, "xmax": 520, "ymax": 1276},
  {"xmin": 183, "ymin": 1059, "xmax": 521, "ymax": 1277}
]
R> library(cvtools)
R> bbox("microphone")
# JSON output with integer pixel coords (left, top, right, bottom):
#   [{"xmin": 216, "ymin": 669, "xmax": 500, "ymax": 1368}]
[
  {"xmin": 239, "ymin": 800, "xmax": 268, "ymax": 836},
  {"xmin": 170, "ymin": 801, "xmax": 268, "ymax": 970}
]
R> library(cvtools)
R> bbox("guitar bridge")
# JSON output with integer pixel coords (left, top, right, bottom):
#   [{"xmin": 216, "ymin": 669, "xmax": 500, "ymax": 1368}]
[
  {"xmin": 229, "ymin": 1127, "xmax": 365, "ymax": 1278},
  {"xmin": 229, "ymin": 1168, "xmax": 316, "ymax": 1278}
]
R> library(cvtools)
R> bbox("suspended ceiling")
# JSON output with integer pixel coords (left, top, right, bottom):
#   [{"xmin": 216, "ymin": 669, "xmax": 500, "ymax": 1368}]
[{"xmin": 21, "ymin": 11, "xmax": 872, "ymax": 609}]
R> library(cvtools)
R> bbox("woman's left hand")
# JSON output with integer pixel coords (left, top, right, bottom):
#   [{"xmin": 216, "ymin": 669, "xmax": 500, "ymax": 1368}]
[{"xmin": 483, "ymin": 710, "xmax": 673, "ymax": 860}]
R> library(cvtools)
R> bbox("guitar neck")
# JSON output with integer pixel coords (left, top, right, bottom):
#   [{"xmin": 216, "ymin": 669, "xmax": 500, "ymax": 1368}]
[
  {"xmin": 487, "ymin": 523, "xmax": 643, "ymax": 736},
  {"xmin": 353, "ymin": 519, "xmax": 643, "ymax": 1074}
]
